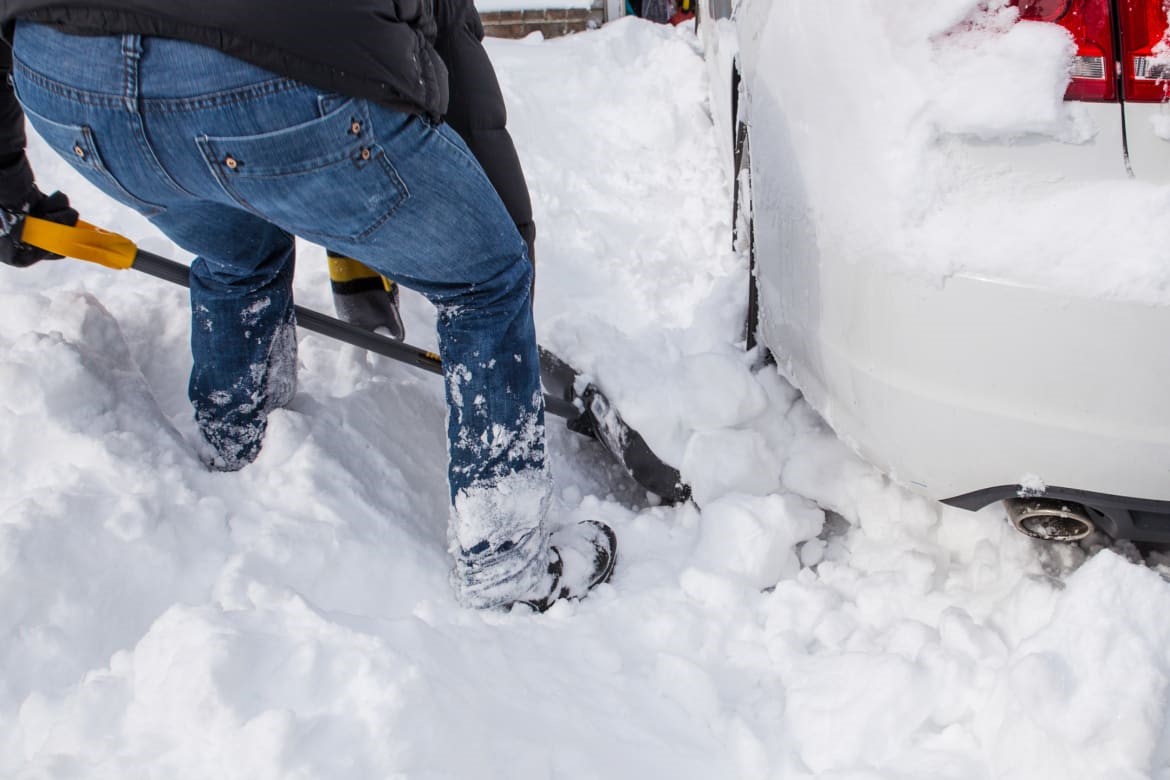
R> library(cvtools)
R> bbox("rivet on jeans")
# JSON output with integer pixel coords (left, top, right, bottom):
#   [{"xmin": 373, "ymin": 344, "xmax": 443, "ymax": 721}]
[
  {"xmin": 350, "ymin": 120, "xmax": 362, "ymax": 134},
  {"xmin": 360, "ymin": 148, "xmax": 371, "ymax": 161},
  {"xmin": 225, "ymin": 155, "xmax": 239, "ymax": 170},
  {"xmin": 73, "ymin": 144, "xmax": 85, "ymax": 159}
]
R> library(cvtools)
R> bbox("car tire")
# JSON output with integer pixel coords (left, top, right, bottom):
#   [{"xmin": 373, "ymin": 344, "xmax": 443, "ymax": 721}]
[{"xmin": 731, "ymin": 70, "xmax": 759, "ymax": 352}]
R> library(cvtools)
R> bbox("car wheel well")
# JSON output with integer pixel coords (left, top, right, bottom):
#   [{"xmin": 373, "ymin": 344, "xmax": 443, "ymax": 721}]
[{"xmin": 731, "ymin": 66, "xmax": 760, "ymax": 353}]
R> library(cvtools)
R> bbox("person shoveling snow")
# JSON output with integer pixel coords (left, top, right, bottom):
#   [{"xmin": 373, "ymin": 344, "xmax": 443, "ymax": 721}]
[{"xmin": 0, "ymin": 0, "xmax": 615, "ymax": 611}]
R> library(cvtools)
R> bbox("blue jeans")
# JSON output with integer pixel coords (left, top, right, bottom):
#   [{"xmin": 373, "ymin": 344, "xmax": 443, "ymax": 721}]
[{"xmin": 13, "ymin": 23, "xmax": 553, "ymax": 607}]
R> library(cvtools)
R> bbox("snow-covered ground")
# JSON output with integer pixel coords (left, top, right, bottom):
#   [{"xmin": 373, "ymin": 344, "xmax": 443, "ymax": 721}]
[{"xmin": 3, "ymin": 18, "xmax": 1170, "ymax": 779}]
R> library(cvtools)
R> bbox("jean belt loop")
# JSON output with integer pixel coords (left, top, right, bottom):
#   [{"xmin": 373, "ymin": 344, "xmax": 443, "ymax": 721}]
[{"xmin": 120, "ymin": 33, "xmax": 143, "ymax": 110}]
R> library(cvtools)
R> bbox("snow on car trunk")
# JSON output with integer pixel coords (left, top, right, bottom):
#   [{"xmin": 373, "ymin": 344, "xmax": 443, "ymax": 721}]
[
  {"xmin": 1, "ymin": 16, "xmax": 1168, "ymax": 780},
  {"xmin": 750, "ymin": 0, "xmax": 1170, "ymax": 305}
]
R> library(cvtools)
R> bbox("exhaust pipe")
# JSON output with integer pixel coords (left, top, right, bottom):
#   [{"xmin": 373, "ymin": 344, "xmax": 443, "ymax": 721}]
[{"xmin": 1003, "ymin": 498, "xmax": 1096, "ymax": 542}]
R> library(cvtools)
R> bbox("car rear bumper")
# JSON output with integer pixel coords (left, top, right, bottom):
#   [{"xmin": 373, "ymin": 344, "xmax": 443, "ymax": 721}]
[{"xmin": 776, "ymin": 258, "xmax": 1170, "ymax": 513}]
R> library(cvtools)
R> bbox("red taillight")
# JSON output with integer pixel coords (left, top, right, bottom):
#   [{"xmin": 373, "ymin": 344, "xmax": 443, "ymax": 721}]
[
  {"xmin": 1018, "ymin": 0, "xmax": 1072, "ymax": 23},
  {"xmin": 1012, "ymin": 0, "xmax": 1117, "ymax": 101},
  {"xmin": 1119, "ymin": 0, "xmax": 1170, "ymax": 102}
]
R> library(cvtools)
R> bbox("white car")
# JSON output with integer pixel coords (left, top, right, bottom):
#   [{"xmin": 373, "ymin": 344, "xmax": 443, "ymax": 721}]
[{"xmin": 698, "ymin": 0, "xmax": 1170, "ymax": 543}]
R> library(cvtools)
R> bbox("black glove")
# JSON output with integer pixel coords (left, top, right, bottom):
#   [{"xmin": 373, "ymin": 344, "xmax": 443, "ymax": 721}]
[{"xmin": 0, "ymin": 189, "xmax": 79, "ymax": 268}]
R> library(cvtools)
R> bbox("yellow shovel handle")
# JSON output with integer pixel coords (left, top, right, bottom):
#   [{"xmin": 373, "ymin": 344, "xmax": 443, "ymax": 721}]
[{"xmin": 21, "ymin": 215, "xmax": 138, "ymax": 270}]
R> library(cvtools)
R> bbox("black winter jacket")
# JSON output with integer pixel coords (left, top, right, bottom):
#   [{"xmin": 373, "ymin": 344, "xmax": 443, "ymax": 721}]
[
  {"xmin": 435, "ymin": 3, "xmax": 534, "ymax": 254},
  {"xmin": 1, "ymin": 0, "xmax": 449, "ymax": 118},
  {"xmin": 0, "ymin": 0, "xmax": 533, "ymax": 251}
]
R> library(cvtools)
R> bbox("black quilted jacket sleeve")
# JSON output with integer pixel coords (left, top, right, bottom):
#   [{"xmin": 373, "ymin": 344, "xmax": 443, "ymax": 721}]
[
  {"xmin": 434, "ymin": 0, "xmax": 536, "ymax": 262},
  {"xmin": 0, "ymin": 41, "xmax": 35, "ymax": 206}
]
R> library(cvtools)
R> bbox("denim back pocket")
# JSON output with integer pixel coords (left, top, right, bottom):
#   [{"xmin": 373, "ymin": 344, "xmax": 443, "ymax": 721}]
[
  {"xmin": 20, "ymin": 105, "xmax": 166, "ymax": 217},
  {"xmin": 196, "ymin": 99, "xmax": 409, "ymax": 243}
]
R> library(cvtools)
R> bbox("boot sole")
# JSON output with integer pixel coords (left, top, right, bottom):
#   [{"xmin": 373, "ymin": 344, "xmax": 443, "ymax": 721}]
[{"xmin": 583, "ymin": 520, "xmax": 618, "ymax": 591}]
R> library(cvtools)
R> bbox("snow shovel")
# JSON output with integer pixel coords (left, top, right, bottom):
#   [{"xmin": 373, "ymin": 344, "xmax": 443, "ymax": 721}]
[{"xmin": 16, "ymin": 214, "xmax": 692, "ymax": 504}]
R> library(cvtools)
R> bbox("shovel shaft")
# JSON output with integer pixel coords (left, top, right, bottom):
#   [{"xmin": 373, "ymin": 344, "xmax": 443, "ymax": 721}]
[
  {"xmin": 19, "ymin": 215, "xmax": 689, "ymax": 503},
  {"xmin": 131, "ymin": 249, "xmax": 581, "ymax": 419}
]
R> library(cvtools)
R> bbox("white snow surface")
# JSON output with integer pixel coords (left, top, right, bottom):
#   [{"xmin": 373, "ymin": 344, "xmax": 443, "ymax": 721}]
[{"xmin": 3, "ymin": 18, "xmax": 1170, "ymax": 779}]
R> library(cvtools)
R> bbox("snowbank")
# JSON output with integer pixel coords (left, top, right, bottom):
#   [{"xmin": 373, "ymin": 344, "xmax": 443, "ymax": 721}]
[{"xmin": 2, "ymin": 17, "xmax": 1170, "ymax": 780}]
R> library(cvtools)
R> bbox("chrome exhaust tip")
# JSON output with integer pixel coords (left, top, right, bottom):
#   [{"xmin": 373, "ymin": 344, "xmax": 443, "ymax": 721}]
[{"xmin": 1004, "ymin": 498, "xmax": 1095, "ymax": 542}]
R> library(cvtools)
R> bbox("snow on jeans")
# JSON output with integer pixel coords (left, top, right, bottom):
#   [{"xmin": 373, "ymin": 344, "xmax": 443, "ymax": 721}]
[{"xmin": 12, "ymin": 22, "xmax": 553, "ymax": 608}]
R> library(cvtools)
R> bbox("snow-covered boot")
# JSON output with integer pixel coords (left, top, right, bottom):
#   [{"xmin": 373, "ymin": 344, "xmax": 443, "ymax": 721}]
[
  {"xmin": 524, "ymin": 520, "xmax": 617, "ymax": 612},
  {"xmin": 327, "ymin": 254, "xmax": 406, "ymax": 340}
]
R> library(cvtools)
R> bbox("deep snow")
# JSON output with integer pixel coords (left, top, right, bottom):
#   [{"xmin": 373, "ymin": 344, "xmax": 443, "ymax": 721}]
[{"xmin": 2, "ymin": 17, "xmax": 1170, "ymax": 780}]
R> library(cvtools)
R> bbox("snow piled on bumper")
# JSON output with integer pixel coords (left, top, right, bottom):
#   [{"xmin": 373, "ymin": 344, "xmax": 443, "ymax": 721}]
[{"xmin": 750, "ymin": 0, "xmax": 1170, "ymax": 303}]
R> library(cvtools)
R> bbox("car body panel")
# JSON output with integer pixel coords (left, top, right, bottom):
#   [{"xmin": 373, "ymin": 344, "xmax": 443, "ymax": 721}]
[
  {"xmin": 765, "ymin": 257, "xmax": 1170, "ymax": 501},
  {"xmin": 1125, "ymin": 101, "xmax": 1170, "ymax": 181},
  {"xmin": 947, "ymin": 103, "xmax": 1129, "ymax": 182},
  {"xmin": 697, "ymin": 0, "xmax": 1170, "ymax": 516}
]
